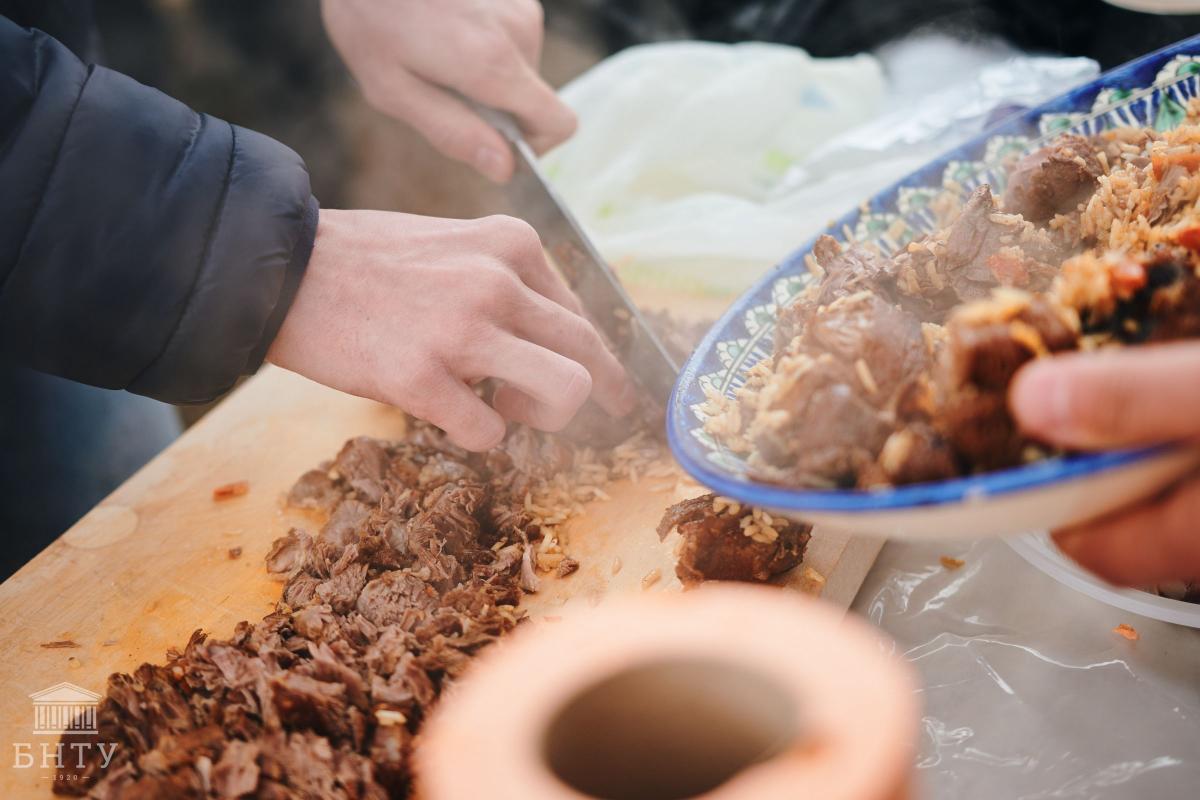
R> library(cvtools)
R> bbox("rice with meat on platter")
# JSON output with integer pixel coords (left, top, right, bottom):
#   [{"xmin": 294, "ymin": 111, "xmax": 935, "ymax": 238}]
[{"xmin": 706, "ymin": 105, "xmax": 1200, "ymax": 493}]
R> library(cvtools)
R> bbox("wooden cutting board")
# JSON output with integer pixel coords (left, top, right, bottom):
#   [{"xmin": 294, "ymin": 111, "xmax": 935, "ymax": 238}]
[{"xmin": 0, "ymin": 366, "xmax": 882, "ymax": 797}]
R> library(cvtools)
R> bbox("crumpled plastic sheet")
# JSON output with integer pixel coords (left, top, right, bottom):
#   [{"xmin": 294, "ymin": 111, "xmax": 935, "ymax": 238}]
[
  {"xmin": 548, "ymin": 33, "xmax": 1100, "ymax": 300},
  {"xmin": 853, "ymin": 538, "xmax": 1200, "ymax": 799}
]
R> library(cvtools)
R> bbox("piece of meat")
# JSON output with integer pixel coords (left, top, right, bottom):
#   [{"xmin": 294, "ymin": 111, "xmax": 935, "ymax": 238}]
[
  {"xmin": 313, "ymin": 559, "xmax": 368, "ymax": 615},
  {"xmin": 286, "ymin": 469, "xmax": 342, "ymax": 513},
  {"xmin": 265, "ymin": 529, "xmax": 313, "ymax": 580},
  {"xmin": 402, "ymin": 482, "xmax": 490, "ymax": 588},
  {"xmin": 943, "ymin": 186, "xmax": 1018, "ymax": 302},
  {"xmin": 330, "ymin": 437, "xmax": 390, "ymax": 504},
  {"xmin": 211, "ymin": 740, "xmax": 261, "ymax": 798},
  {"xmin": 891, "ymin": 186, "xmax": 1063, "ymax": 315},
  {"xmin": 945, "ymin": 292, "xmax": 1078, "ymax": 392},
  {"xmin": 803, "ymin": 291, "xmax": 930, "ymax": 407},
  {"xmin": 417, "ymin": 454, "xmax": 479, "ymax": 489},
  {"xmin": 747, "ymin": 355, "xmax": 894, "ymax": 487},
  {"xmin": 292, "ymin": 604, "xmax": 338, "ymax": 642},
  {"xmin": 938, "ymin": 290, "xmax": 1080, "ymax": 468},
  {"xmin": 1003, "ymin": 133, "xmax": 1104, "ymax": 221},
  {"xmin": 281, "ymin": 574, "xmax": 321, "ymax": 608},
  {"xmin": 355, "ymin": 570, "xmax": 439, "ymax": 629},
  {"xmin": 657, "ymin": 494, "xmax": 810, "ymax": 586},
  {"xmin": 269, "ymin": 673, "xmax": 356, "ymax": 744},
  {"xmin": 319, "ymin": 499, "xmax": 371, "ymax": 550},
  {"xmin": 867, "ymin": 424, "xmax": 960, "ymax": 487},
  {"xmin": 810, "ymin": 235, "xmax": 896, "ymax": 308}
]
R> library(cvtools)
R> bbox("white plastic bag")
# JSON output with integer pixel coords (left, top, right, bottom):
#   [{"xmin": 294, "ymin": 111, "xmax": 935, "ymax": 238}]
[
  {"xmin": 545, "ymin": 36, "xmax": 1098, "ymax": 301},
  {"xmin": 542, "ymin": 41, "xmax": 886, "ymax": 300}
]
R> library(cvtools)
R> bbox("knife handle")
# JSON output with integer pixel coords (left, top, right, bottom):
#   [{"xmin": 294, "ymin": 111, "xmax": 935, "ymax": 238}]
[{"xmin": 463, "ymin": 98, "xmax": 525, "ymax": 146}]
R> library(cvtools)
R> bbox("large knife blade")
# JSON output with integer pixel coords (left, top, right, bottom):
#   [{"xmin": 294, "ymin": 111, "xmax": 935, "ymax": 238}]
[{"xmin": 478, "ymin": 107, "xmax": 680, "ymax": 403}]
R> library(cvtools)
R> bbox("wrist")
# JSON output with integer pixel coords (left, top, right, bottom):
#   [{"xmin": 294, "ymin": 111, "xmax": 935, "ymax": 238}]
[{"xmin": 252, "ymin": 195, "xmax": 320, "ymax": 372}]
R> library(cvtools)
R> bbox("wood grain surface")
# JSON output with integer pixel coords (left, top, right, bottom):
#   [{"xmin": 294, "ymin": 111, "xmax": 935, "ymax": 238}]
[{"xmin": 0, "ymin": 365, "xmax": 882, "ymax": 797}]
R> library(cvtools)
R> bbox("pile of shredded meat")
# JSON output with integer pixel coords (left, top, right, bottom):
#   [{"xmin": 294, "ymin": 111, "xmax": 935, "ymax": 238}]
[
  {"xmin": 709, "ymin": 124, "xmax": 1200, "ymax": 490},
  {"xmin": 58, "ymin": 429, "xmax": 546, "ymax": 797},
  {"xmin": 56, "ymin": 315, "xmax": 812, "ymax": 797}
]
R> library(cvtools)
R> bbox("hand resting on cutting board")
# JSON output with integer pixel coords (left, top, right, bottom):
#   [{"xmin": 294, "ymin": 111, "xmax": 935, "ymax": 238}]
[{"xmin": 1011, "ymin": 341, "xmax": 1200, "ymax": 586}]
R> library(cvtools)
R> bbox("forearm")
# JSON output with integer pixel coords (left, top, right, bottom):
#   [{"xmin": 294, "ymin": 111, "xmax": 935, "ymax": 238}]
[{"xmin": 0, "ymin": 15, "xmax": 317, "ymax": 403}]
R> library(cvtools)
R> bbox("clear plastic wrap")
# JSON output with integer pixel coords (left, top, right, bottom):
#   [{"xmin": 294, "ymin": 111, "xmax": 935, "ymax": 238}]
[{"xmin": 855, "ymin": 538, "xmax": 1200, "ymax": 798}]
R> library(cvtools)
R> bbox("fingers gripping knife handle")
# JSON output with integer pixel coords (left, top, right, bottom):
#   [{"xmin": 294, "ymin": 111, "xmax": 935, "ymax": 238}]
[{"xmin": 470, "ymin": 101, "xmax": 524, "ymax": 145}]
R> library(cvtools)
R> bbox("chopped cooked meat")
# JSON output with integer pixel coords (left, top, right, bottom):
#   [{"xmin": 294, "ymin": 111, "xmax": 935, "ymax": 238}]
[
  {"xmin": 939, "ymin": 290, "xmax": 1079, "ymax": 468},
  {"xmin": 944, "ymin": 290, "xmax": 1078, "ymax": 392},
  {"xmin": 287, "ymin": 469, "xmax": 342, "ymax": 512},
  {"xmin": 747, "ymin": 354, "xmax": 894, "ymax": 487},
  {"xmin": 890, "ymin": 186, "xmax": 1008, "ymax": 308},
  {"xmin": 868, "ymin": 424, "xmax": 959, "ymax": 487},
  {"xmin": 809, "ymin": 235, "xmax": 896, "ymax": 308},
  {"xmin": 890, "ymin": 186, "xmax": 1062, "ymax": 313},
  {"xmin": 66, "ymin": 403, "xmax": 764, "ymax": 797},
  {"xmin": 265, "ymin": 529, "xmax": 313, "ymax": 580},
  {"xmin": 211, "ymin": 739, "xmax": 260, "ymax": 797},
  {"xmin": 269, "ymin": 672, "xmax": 356, "ymax": 743},
  {"xmin": 1003, "ymin": 133, "xmax": 1104, "ymax": 221},
  {"xmin": 355, "ymin": 570, "xmax": 438, "ymax": 628},
  {"xmin": 657, "ymin": 494, "xmax": 810, "ymax": 586},
  {"xmin": 320, "ymin": 499, "xmax": 372, "ymax": 551},
  {"xmin": 802, "ymin": 291, "xmax": 929, "ymax": 406},
  {"xmin": 330, "ymin": 437, "xmax": 390, "ymax": 504},
  {"xmin": 213, "ymin": 481, "xmax": 249, "ymax": 501}
]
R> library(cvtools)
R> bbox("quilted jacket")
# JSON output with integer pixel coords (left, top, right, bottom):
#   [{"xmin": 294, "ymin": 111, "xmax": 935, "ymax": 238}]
[{"xmin": 0, "ymin": 3, "xmax": 318, "ymax": 403}]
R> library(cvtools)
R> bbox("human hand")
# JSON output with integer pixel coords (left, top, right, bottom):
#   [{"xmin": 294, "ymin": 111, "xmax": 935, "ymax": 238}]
[
  {"xmin": 268, "ymin": 210, "xmax": 635, "ymax": 451},
  {"xmin": 321, "ymin": 0, "xmax": 575, "ymax": 182},
  {"xmin": 1010, "ymin": 341, "xmax": 1200, "ymax": 586}
]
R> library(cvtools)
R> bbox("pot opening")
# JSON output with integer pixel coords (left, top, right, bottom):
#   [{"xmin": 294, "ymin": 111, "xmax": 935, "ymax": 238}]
[{"xmin": 542, "ymin": 656, "xmax": 799, "ymax": 800}]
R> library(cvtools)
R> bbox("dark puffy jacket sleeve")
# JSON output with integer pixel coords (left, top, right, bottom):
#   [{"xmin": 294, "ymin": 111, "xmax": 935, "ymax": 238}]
[{"xmin": 0, "ymin": 16, "xmax": 318, "ymax": 404}]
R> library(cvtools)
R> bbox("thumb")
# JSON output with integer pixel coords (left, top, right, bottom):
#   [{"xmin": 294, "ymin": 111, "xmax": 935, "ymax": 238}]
[{"xmin": 1009, "ymin": 341, "xmax": 1200, "ymax": 450}]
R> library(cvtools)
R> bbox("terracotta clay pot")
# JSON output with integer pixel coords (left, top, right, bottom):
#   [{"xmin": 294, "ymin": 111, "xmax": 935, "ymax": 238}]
[{"xmin": 418, "ymin": 584, "xmax": 918, "ymax": 800}]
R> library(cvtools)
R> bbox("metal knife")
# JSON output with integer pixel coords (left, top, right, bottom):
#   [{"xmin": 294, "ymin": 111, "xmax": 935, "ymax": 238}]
[{"xmin": 475, "ymin": 105, "xmax": 680, "ymax": 403}]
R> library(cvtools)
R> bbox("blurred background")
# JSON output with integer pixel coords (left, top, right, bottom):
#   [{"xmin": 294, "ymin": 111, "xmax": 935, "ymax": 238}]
[
  {"xmin": 94, "ymin": 0, "xmax": 1200, "ymax": 221},
  {"xmin": 86, "ymin": 0, "xmax": 1200, "ymax": 425}
]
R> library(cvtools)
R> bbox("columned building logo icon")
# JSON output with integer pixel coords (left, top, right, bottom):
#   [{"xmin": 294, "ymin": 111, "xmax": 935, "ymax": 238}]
[{"xmin": 29, "ymin": 682, "xmax": 102, "ymax": 735}]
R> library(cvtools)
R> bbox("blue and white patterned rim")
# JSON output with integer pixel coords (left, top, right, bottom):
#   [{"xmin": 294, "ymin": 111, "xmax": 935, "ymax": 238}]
[{"xmin": 668, "ymin": 36, "xmax": 1200, "ymax": 513}]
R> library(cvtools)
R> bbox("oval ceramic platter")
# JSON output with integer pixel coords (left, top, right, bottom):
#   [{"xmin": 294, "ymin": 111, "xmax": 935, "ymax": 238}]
[{"xmin": 668, "ymin": 35, "xmax": 1200, "ymax": 541}]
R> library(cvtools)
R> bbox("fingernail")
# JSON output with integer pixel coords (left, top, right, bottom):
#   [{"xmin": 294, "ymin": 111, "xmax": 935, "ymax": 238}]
[{"xmin": 474, "ymin": 146, "xmax": 509, "ymax": 183}]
